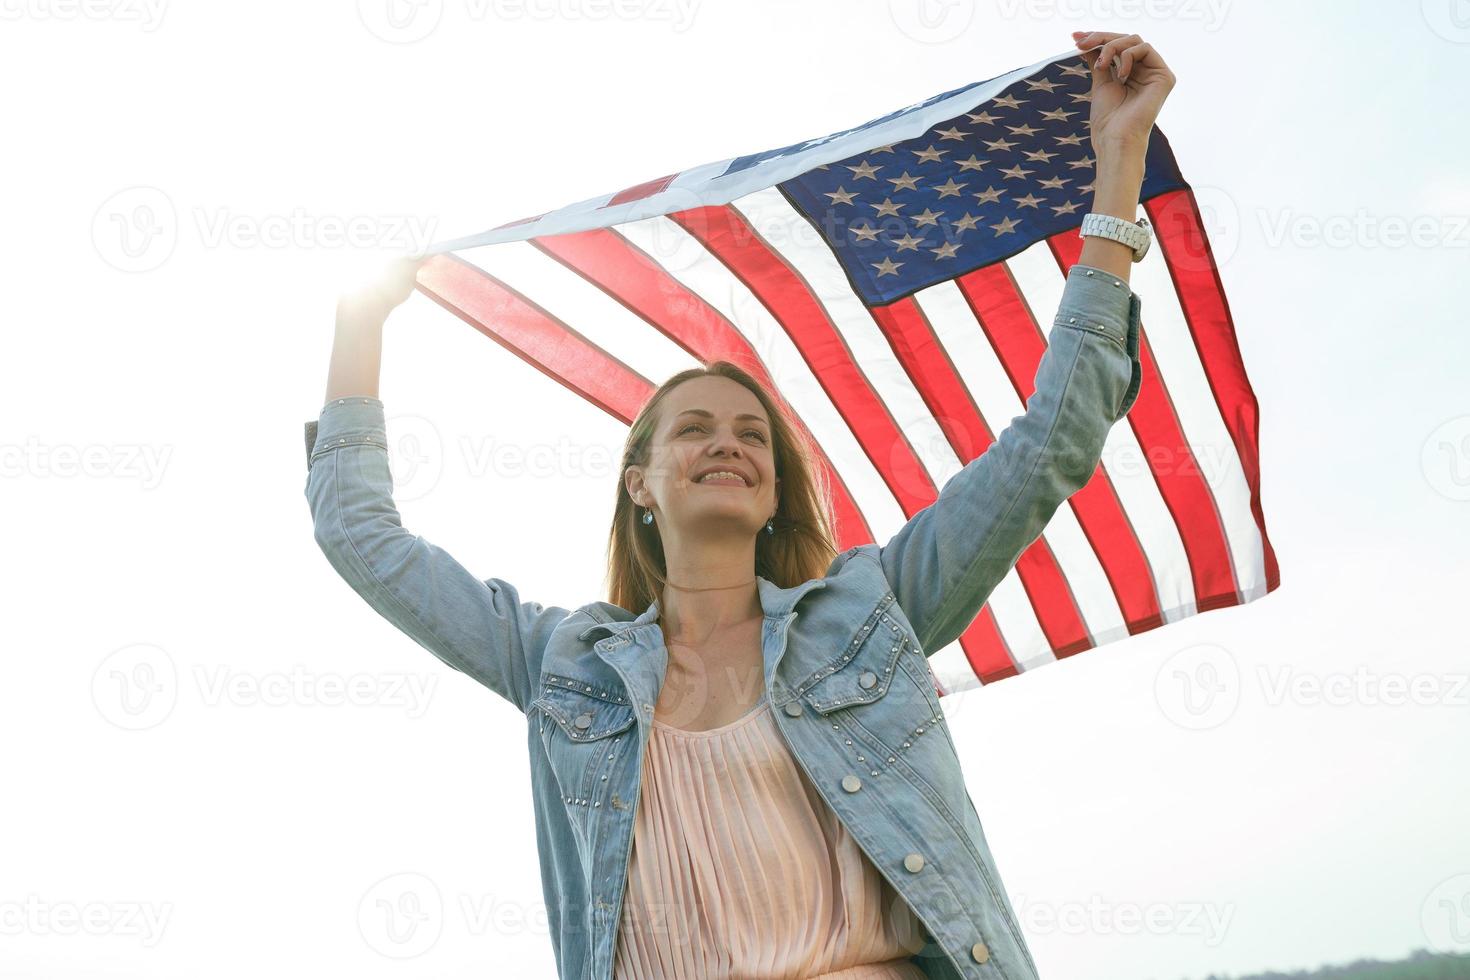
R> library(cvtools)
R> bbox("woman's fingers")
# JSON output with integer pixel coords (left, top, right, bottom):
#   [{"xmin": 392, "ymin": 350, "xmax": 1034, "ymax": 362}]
[
  {"xmin": 1116, "ymin": 41, "xmax": 1153, "ymax": 81},
  {"xmin": 1073, "ymin": 31, "xmax": 1173, "ymax": 87},
  {"xmin": 1095, "ymin": 33, "xmax": 1141, "ymax": 78}
]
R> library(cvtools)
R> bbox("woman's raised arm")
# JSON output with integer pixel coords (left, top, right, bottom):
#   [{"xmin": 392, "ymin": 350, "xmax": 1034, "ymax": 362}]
[
  {"xmin": 878, "ymin": 30, "xmax": 1173, "ymax": 656},
  {"xmin": 303, "ymin": 256, "xmax": 570, "ymax": 714}
]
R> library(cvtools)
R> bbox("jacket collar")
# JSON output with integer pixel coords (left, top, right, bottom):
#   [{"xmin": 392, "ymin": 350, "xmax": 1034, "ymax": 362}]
[
  {"xmin": 576, "ymin": 574, "xmax": 828, "ymax": 641},
  {"xmin": 582, "ymin": 575, "xmax": 828, "ymax": 716}
]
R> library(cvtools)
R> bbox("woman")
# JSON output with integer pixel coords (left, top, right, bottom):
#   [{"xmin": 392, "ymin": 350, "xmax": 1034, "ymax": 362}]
[{"xmin": 304, "ymin": 31, "xmax": 1173, "ymax": 980}]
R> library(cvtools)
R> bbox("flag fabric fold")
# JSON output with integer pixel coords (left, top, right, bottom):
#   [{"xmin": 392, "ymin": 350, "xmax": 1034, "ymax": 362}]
[{"xmin": 413, "ymin": 46, "xmax": 1279, "ymax": 696}]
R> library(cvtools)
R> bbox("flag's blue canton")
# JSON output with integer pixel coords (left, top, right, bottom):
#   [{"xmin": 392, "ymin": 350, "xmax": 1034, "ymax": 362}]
[
  {"xmin": 779, "ymin": 55, "xmax": 1186, "ymax": 308},
  {"xmin": 720, "ymin": 73, "xmax": 992, "ymax": 179}
]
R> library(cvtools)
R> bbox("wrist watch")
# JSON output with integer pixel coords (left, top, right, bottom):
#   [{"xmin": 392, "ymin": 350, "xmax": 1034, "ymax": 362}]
[{"xmin": 1079, "ymin": 212, "xmax": 1152, "ymax": 262}]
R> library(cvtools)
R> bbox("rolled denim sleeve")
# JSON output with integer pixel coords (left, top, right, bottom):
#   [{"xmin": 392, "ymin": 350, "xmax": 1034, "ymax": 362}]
[
  {"xmin": 303, "ymin": 396, "xmax": 568, "ymax": 714},
  {"xmin": 879, "ymin": 263, "xmax": 1141, "ymax": 656}
]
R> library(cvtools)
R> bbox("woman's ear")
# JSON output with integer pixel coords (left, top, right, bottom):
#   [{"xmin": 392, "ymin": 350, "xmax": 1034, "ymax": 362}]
[{"xmin": 624, "ymin": 466, "xmax": 646, "ymax": 507}]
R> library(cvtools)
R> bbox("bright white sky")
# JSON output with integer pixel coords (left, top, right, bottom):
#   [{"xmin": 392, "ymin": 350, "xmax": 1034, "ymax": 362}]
[{"xmin": 4, "ymin": 2, "xmax": 1468, "ymax": 978}]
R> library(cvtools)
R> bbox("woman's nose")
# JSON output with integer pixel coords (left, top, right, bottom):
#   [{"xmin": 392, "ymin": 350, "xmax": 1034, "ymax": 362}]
[{"xmin": 706, "ymin": 429, "xmax": 744, "ymax": 455}]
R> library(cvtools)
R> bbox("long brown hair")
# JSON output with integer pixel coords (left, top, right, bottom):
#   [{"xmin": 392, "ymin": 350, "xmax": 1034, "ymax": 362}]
[{"xmin": 605, "ymin": 360, "xmax": 839, "ymax": 613}]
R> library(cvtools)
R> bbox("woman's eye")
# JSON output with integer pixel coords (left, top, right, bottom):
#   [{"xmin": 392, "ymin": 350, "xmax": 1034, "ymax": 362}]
[{"xmin": 677, "ymin": 422, "xmax": 767, "ymax": 444}]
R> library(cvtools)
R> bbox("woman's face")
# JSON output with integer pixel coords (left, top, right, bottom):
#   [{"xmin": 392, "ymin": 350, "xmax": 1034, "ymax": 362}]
[{"xmin": 626, "ymin": 376, "xmax": 781, "ymax": 540}]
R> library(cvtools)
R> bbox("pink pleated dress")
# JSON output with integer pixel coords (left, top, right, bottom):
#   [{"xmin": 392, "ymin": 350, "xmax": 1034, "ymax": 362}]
[{"xmin": 611, "ymin": 693, "xmax": 931, "ymax": 980}]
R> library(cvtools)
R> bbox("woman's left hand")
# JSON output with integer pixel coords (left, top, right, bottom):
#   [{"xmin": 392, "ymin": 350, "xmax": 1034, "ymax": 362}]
[{"xmin": 1072, "ymin": 31, "xmax": 1177, "ymax": 155}]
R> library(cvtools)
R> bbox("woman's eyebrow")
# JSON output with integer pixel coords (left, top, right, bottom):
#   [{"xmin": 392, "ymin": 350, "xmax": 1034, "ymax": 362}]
[{"xmin": 673, "ymin": 409, "xmax": 769, "ymax": 427}]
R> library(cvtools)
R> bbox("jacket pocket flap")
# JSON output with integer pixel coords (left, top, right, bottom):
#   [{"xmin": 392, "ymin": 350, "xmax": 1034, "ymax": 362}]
[
  {"xmin": 532, "ymin": 684, "xmax": 637, "ymax": 741},
  {"xmin": 798, "ymin": 592, "xmax": 909, "ymax": 714}
]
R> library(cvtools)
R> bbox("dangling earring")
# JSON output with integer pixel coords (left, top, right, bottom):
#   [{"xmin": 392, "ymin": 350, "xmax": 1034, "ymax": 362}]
[
  {"xmin": 642, "ymin": 507, "xmax": 654, "ymax": 526},
  {"xmin": 764, "ymin": 516, "xmax": 775, "ymax": 535}
]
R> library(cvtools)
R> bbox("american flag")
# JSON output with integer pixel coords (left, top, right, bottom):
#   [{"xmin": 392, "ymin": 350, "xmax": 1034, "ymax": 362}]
[{"xmin": 413, "ymin": 47, "xmax": 1280, "ymax": 696}]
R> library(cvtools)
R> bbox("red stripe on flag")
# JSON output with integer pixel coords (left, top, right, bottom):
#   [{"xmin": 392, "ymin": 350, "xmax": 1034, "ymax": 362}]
[
  {"xmin": 529, "ymin": 226, "xmax": 875, "ymax": 549},
  {"xmin": 607, "ymin": 173, "xmax": 679, "ymax": 207},
  {"xmin": 1050, "ymin": 228, "xmax": 1244, "ymax": 615},
  {"xmin": 415, "ymin": 253, "xmax": 653, "ymax": 423},
  {"xmin": 1146, "ymin": 187, "xmax": 1281, "ymax": 600}
]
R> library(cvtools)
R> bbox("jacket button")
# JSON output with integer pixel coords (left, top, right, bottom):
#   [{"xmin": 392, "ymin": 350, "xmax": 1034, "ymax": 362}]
[
  {"xmin": 783, "ymin": 701, "xmax": 804, "ymax": 717},
  {"xmin": 574, "ymin": 712, "xmax": 593, "ymax": 730},
  {"xmin": 841, "ymin": 774, "xmax": 862, "ymax": 793},
  {"xmin": 903, "ymin": 853, "xmax": 924, "ymax": 873},
  {"xmin": 971, "ymin": 941, "xmax": 990, "ymax": 964},
  {"xmin": 858, "ymin": 671, "xmax": 877, "ymax": 689}
]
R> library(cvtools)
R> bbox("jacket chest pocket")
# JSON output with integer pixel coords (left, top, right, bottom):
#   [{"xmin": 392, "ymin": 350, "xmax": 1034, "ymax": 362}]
[
  {"xmin": 531, "ymin": 680, "xmax": 637, "ymax": 813},
  {"xmin": 796, "ymin": 594, "xmax": 947, "ymax": 764}
]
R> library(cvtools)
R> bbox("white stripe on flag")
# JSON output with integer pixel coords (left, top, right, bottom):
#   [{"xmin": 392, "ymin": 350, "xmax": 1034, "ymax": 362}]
[
  {"xmin": 454, "ymin": 240, "xmax": 699, "ymax": 385},
  {"xmin": 1130, "ymin": 241, "xmax": 1270, "ymax": 601}
]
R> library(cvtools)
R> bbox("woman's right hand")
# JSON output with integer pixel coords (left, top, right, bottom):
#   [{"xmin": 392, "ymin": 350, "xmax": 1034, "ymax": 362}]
[
  {"xmin": 325, "ymin": 253, "xmax": 432, "ymax": 402},
  {"xmin": 338, "ymin": 253, "xmax": 432, "ymax": 321}
]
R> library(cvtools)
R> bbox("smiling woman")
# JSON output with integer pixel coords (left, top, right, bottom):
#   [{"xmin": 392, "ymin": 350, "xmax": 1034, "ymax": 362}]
[
  {"xmin": 303, "ymin": 29, "xmax": 1176, "ymax": 980},
  {"xmin": 609, "ymin": 361, "xmax": 841, "ymax": 623}
]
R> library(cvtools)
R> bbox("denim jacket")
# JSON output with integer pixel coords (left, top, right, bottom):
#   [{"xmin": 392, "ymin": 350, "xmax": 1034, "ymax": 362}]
[{"xmin": 303, "ymin": 262, "xmax": 1141, "ymax": 979}]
